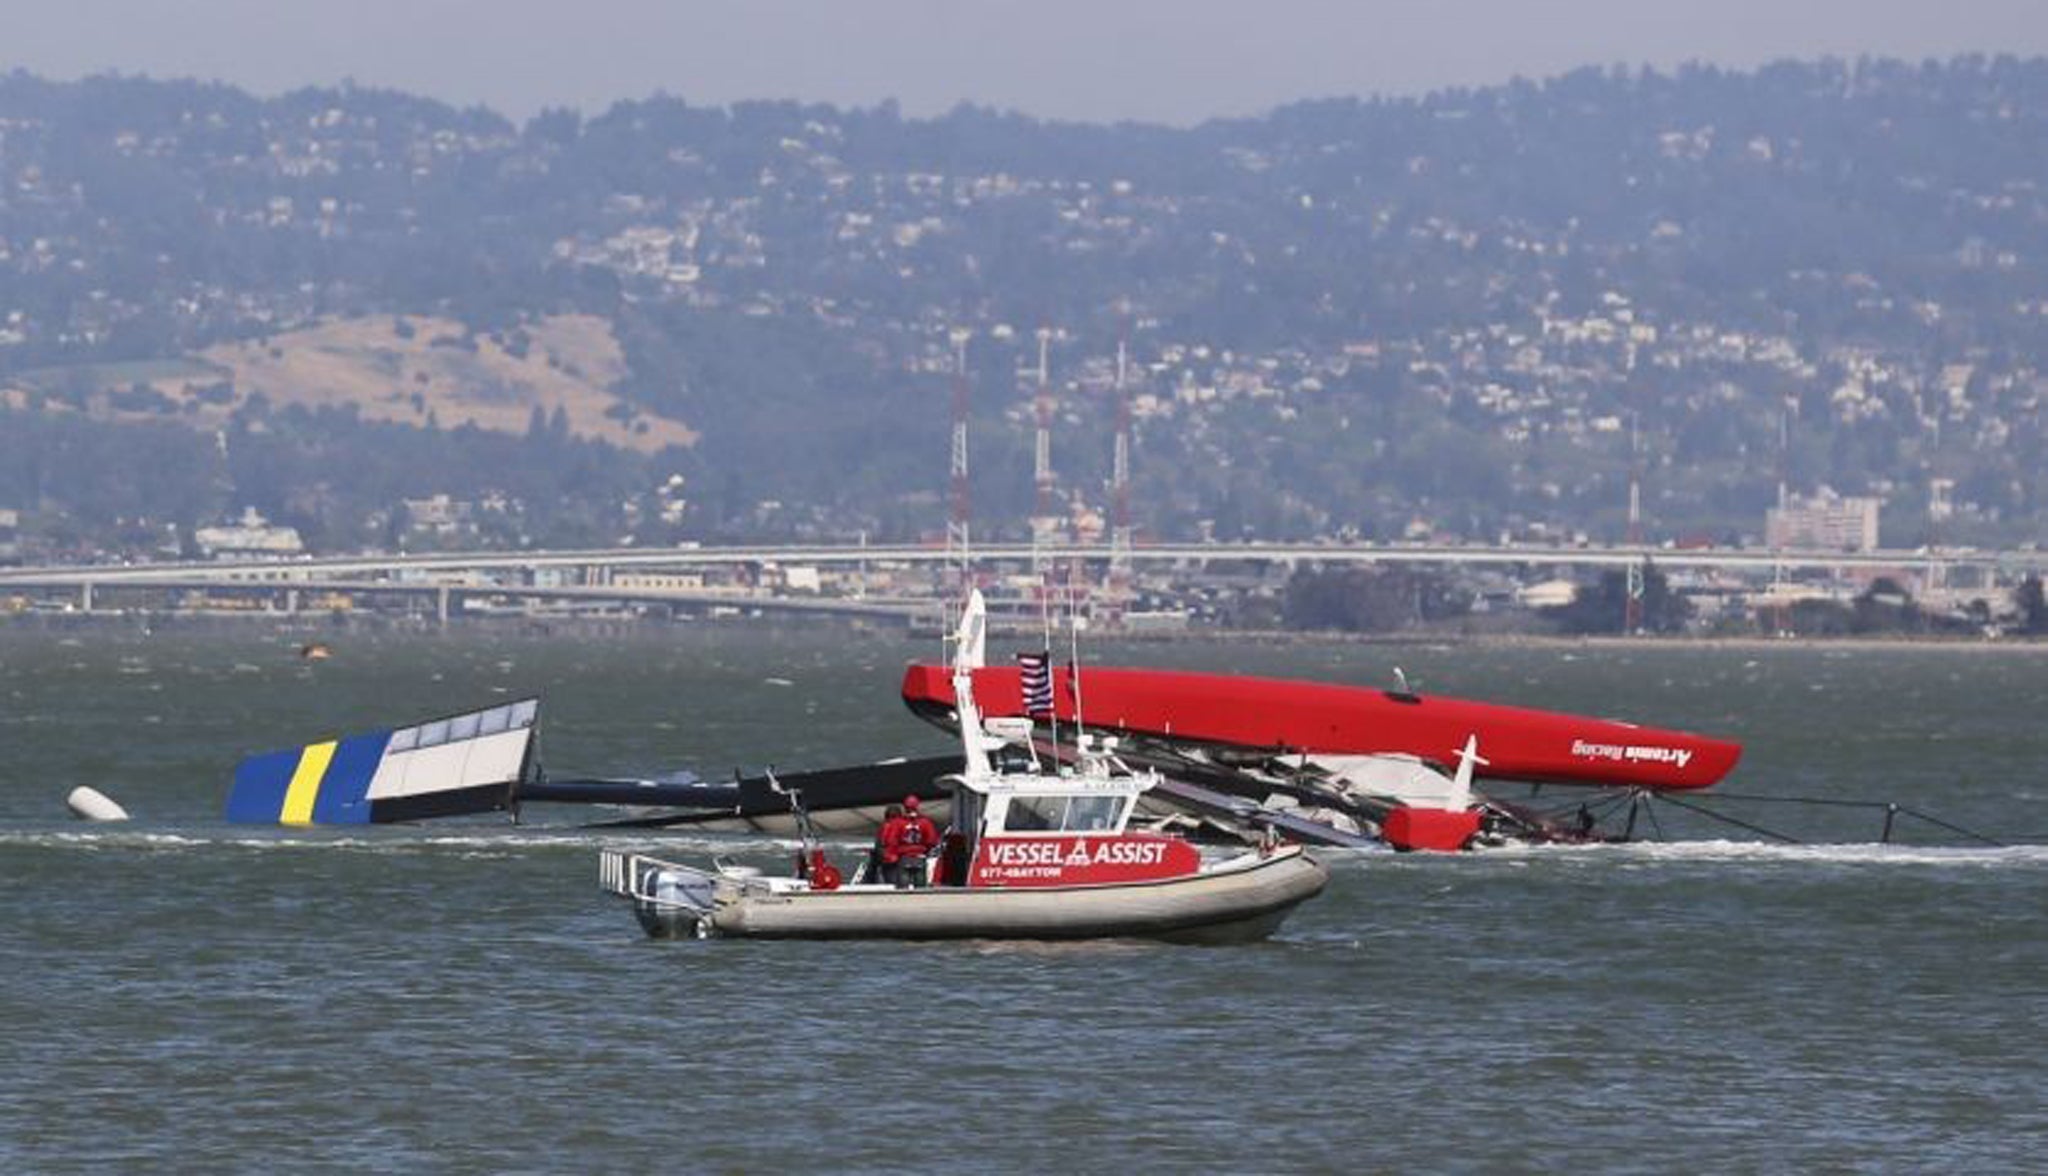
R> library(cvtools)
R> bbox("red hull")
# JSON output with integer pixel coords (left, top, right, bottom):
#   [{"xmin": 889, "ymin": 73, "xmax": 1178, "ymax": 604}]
[{"xmin": 900, "ymin": 664, "xmax": 1740, "ymax": 792}]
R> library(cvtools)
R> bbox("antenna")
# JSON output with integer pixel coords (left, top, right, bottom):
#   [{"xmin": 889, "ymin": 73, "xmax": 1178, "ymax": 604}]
[
  {"xmin": 1624, "ymin": 413, "xmax": 1644, "ymax": 633},
  {"xmin": 1777, "ymin": 399, "xmax": 1792, "ymax": 512},
  {"xmin": 1770, "ymin": 398, "xmax": 1793, "ymax": 635},
  {"xmin": 1030, "ymin": 325, "xmax": 1056, "ymax": 584},
  {"xmin": 946, "ymin": 329, "xmax": 972, "ymax": 596},
  {"xmin": 1107, "ymin": 331, "xmax": 1135, "ymax": 623},
  {"xmin": 1040, "ymin": 578, "xmax": 1060, "ymax": 764},
  {"xmin": 1068, "ymin": 605, "xmax": 1087, "ymax": 741}
]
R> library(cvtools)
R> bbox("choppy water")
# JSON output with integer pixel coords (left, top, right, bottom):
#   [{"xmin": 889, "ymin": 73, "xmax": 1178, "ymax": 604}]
[{"xmin": 2, "ymin": 625, "xmax": 2045, "ymax": 1171}]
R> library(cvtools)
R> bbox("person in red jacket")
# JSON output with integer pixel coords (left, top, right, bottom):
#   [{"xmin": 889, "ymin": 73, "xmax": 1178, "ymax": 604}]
[
  {"xmin": 867, "ymin": 803, "xmax": 903, "ymax": 885},
  {"xmin": 884, "ymin": 794, "xmax": 939, "ymax": 888}
]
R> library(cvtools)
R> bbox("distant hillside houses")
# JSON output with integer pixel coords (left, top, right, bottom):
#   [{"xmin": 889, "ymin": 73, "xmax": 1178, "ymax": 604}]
[{"xmin": 5, "ymin": 60, "xmax": 2048, "ymax": 553}]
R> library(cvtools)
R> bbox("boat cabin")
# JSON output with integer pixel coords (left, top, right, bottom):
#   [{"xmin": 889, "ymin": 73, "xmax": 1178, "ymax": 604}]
[{"xmin": 933, "ymin": 718, "xmax": 1200, "ymax": 889}]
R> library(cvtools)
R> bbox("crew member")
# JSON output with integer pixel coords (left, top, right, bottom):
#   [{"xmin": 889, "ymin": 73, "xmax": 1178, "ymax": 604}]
[
  {"xmin": 870, "ymin": 804, "xmax": 903, "ymax": 885},
  {"xmin": 885, "ymin": 794, "xmax": 939, "ymax": 888}
]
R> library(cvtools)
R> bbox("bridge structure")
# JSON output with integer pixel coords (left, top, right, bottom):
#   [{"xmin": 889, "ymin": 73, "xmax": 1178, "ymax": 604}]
[{"xmin": 0, "ymin": 541, "xmax": 2037, "ymax": 622}]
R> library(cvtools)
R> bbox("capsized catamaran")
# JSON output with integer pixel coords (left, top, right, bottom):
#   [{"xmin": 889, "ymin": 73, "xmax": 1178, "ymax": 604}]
[
  {"xmin": 597, "ymin": 590, "xmax": 1329, "ymax": 942},
  {"xmin": 223, "ymin": 695, "xmax": 953, "ymax": 830},
  {"xmin": 899, "ymin": 657, "xmax": 1745, "ymax": 851}
]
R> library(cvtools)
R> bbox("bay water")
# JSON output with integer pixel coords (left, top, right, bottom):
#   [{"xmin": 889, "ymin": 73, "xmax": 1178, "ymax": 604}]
[{"xmin": 2, "ymin": 625, "xmax": 2043, "ymax": 1171}]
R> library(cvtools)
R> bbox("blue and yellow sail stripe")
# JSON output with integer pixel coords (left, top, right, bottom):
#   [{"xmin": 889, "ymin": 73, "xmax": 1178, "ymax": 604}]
[{"xmin": 225, "ymin": 731, "xmax": 392, "ymax": 825}]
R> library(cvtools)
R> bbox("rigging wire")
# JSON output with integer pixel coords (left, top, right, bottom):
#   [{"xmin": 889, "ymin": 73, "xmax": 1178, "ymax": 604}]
[
  {"xmin": 1640, "ymin": 791, "xmax": 1668, "ymax": 840},
  {"xmin": 1672, "ymin": 790, "xmax": 2005, "ymax": 846},
  {"xmin": 1646, "ymin": 791, "xmax": 1802, "ymax": 843}
]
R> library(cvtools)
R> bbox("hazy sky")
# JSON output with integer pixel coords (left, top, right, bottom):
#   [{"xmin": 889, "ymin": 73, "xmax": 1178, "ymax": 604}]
[{"xmin": 9, "ymin": 0, "xmax": 2048, "ymax": 124}]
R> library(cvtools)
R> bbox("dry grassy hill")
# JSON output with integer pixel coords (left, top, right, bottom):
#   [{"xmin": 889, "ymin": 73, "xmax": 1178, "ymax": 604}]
[{"xmin": 2, "ymin": 314, "xmax": 695, "ymax": 453}]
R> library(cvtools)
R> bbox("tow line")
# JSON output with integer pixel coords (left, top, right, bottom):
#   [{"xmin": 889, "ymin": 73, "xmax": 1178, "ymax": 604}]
[{"xmin": 1629, "ymin": 789, "xmax": 2006, "ymax": 847}]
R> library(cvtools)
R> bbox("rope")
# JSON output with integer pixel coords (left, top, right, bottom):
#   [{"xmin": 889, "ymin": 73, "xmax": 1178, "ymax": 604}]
[
  {"xmin": 1648, "ymin": 791, "xmax": 1803, "ymax": 844},
  {"xmin": 1892, "ymin": 805, "xmax": 2004, "ymax": 848},
  {"xmin": 1678, "ymin": 790, "xmax": 2004, "ymax": 847},
  {"xmin": 1703, "ymin": 790, "xmax": 1914, "ymax": 810}
]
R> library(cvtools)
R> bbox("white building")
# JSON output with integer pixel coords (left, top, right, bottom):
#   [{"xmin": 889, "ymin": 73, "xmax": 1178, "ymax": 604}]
[
  {"xmin": 194, "ymin": 508, "xmax": 304, "ymax": 559},
  {"xmin": 1766, "ymin": 491, "xmax": 1881, "ymax": 552}
]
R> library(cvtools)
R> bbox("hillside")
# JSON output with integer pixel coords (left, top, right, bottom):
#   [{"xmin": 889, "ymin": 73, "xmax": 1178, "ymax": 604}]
[
  {"xmin": 2, "ymin": 59, "xmax": 2046, "ymax": 551},
  {"xmin": 3, "ymin": 314, "xmax": 692, "ymax": 452},
  {"xmin": 198, "ymin": 314, "xmax": 693, "ymax": 451}
]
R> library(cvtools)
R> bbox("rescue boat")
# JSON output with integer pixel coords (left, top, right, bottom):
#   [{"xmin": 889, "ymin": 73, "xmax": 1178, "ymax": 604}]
[{"xmin": 598, "ymin": 591, "xmax": 1329, "ymax": 942}]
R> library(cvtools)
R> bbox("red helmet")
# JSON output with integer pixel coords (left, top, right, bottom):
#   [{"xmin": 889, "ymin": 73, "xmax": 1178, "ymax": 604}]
[{"xmin": 903, "ymin": 795, "xmax": 921, "ymax": 811}]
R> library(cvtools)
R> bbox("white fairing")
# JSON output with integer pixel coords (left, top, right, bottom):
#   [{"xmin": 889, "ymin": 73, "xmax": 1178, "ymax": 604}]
[
  {"xmin": 952, "ymin": 590, "xmax": 1001, "ymax": 780},
  {"xmin": 1446, "ymin": 736, "xmax": 1488, "ymax": 811},
  {"xmin": 957, "ymin": 590, "xmax": 987, "ymax": 672},
  {"xmin": 1308, "ymin": 753, "xmax": 1463, "ymax": 808}
]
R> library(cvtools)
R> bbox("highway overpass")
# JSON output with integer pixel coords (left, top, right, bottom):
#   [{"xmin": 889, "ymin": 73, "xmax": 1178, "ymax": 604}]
[{"xmin": 0, "ymin": 540, "xmax": 2038, "ymax": 589}]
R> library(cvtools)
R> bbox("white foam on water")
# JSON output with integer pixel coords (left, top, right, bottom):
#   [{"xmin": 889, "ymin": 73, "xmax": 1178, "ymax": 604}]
[
  {"xmin": 0, "ymin": 825, "xmax": 790, "ymax": 857},
  {"xmin": 10, "ymin": 823, "xmax": 2038, "ymax": 873},
  {"xmin": 1609, "ymin": 838, "xmax": 2048, "ymax": 868},
  {"xmin": 1464, "ymin": 837, "xmax": 2048, "ymax": 869},
  {"xmin": 1308, "ymin": 837, "xmax": 2048, "ymax": 873}
]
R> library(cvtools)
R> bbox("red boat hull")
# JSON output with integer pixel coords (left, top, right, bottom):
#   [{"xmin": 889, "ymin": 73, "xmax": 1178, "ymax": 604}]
[{"xmin": 900, "ymin": 664, "xmax": 1741, "ymax": 792}]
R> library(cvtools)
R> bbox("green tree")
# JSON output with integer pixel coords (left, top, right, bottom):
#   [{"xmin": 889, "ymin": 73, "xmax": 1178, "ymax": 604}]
[
  {"xmin": 1283, "ymin": 565, "xmax": 1471, "ymax": 632},
  {"xmin": 2012, "ymin": 575, "xmax": 2047, "ymax": 635},
  {"xmin": 1547, "ymin": 559, "xmax": 1691, "ymax": 634}
]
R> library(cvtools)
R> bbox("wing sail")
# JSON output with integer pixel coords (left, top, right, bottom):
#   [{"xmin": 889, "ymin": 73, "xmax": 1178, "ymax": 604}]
[{"xmin": 226, "ymin": 698, "xmax": 539, "ymax": 824}]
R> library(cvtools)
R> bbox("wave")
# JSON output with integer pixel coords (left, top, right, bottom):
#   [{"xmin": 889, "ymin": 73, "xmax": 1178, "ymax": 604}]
[
  {"xmin": 0, "ymin": 825, "xmax": 801, "ymax": 856},
  {"xmin": 7, "ymin": 825, "xmax": 2041, "ymax": 871},
  {"xmin": 1605, "ymin": 838, "xmax": 2048, "ymax": 867},
  {"xmin": 1448, "ymin": 837, "xmax": 2048, "ymax": 869}
]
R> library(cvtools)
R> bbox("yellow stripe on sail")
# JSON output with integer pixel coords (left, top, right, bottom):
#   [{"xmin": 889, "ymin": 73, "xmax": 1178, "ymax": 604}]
[{"xmin": 280, "ymin": 741, "xmax": 338, "ymax": 825}]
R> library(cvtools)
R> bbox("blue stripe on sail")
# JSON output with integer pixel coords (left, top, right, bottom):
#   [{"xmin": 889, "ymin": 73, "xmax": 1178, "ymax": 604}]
[
  {"xmin": 310, "ymin": 731, "xmax": 393, "ymax": 825},
  {"xmin": 224, "ymin": 748, "xmax": 304, "ymax": 824}
]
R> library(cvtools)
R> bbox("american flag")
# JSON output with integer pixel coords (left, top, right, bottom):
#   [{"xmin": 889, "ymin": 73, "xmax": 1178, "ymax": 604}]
[{"xmin": 1018, "ymin": 651, "xmax": 1054, "ymax": 719}]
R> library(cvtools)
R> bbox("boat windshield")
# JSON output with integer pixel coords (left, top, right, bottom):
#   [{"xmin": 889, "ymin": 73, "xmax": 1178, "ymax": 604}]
[
  {"xmin": 997, "ymin": 794, "xmax": 1129, "ymax": 834},
  {"xmin": 1003, "ymin": 795, "xmax": 1061, "ymax": 831},
  {"xmin": 1065, "ymin": 795, "xmax": 1124, "ymax": 831}
]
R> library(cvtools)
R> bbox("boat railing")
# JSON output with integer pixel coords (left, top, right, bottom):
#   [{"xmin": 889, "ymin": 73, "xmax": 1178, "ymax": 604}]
[{"xmin": 600, "ymin": 849, "xmax": 718, "ymax": 912}]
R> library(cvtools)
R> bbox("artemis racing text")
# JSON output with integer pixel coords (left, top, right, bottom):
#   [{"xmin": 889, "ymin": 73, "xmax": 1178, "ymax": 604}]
[{"xmin": 1570, "ymin": 739, "xmax": 1694, "ymax": 769}]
